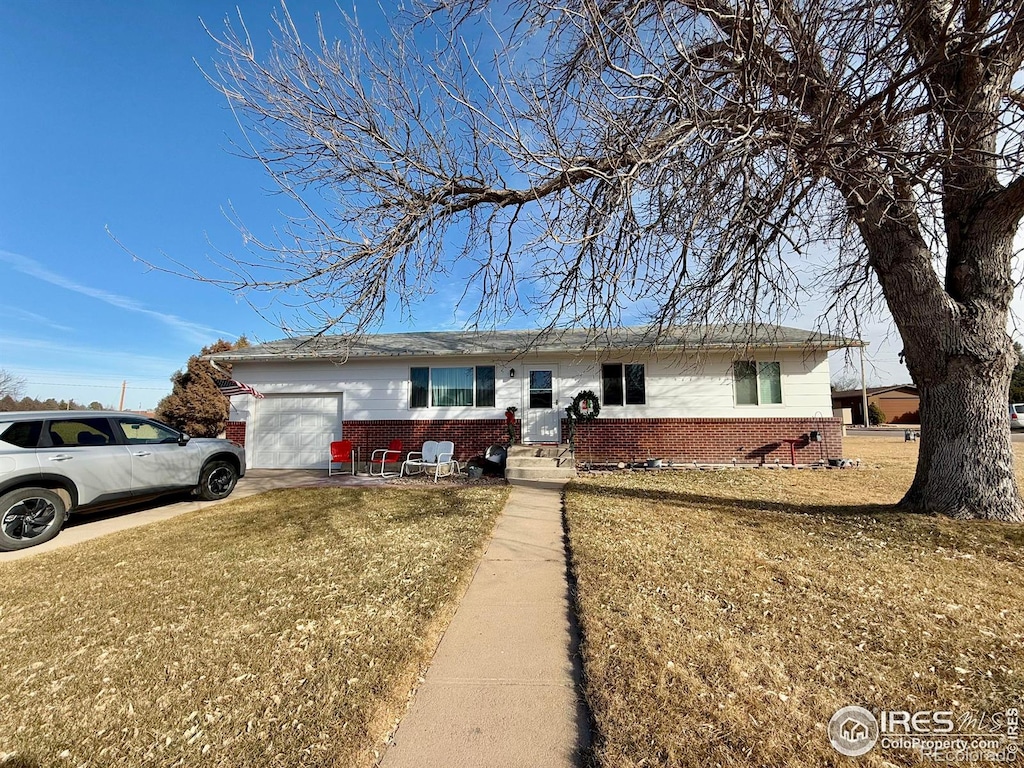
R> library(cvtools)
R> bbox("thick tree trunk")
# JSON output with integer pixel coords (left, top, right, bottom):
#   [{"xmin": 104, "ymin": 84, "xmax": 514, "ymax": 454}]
[
  {"xmin": 854, "ymin": 201, "xmax": 1024, "ymax": 521},
  {"xmin": 900, "ymin": 354, "xmax": 1024, "ymax": 520}
]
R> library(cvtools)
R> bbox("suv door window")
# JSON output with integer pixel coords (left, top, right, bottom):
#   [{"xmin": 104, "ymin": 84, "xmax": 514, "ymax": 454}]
[
  {"xmin": 116, "ymin": 419, "xmax": 180, "ymax": 445},
  {"xmin": 47, "ymin": 418, "xmax": 117, "ymax": 447}
]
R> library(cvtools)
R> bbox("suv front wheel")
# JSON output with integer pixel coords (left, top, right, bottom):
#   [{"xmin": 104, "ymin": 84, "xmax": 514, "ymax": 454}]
[
  {"xmin": 0, "ymin": 488, "xmax": 68, "ymax": 551},
  {"xmin": 197, "ymin": 460, "xmax": 239, "ymax": 501}
]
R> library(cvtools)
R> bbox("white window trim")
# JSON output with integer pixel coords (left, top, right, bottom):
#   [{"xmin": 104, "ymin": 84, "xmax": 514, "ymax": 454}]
[
  {"xmin": 732, "ymin": 360, "xmax": 785, "ymax": 407},
  {"xmin": 409, "ymin": 365, "xmax": 497, "ymax": 410},
  {"xmin": 601, "ymin": 362, "xmax": 647, "ymax": 407}
]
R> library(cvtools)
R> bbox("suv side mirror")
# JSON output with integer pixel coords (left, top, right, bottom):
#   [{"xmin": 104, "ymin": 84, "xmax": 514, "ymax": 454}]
[{"xmin": 178, "ymin": 433, "xmax": 191, "ymax": 446}]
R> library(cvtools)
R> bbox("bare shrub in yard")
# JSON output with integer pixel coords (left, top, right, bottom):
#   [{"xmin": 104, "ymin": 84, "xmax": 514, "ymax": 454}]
[
  {"xmin": 0, "ymin": 485, "xmax": 507, "ymax": 768},
  {"xmin": 566, "ymin": 438, "xmax": 1024, "ymax": 767}
]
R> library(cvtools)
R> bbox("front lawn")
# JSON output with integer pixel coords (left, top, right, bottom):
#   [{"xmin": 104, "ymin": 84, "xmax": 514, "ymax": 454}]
[
  {"xmin": 566, "ymin": 437, "xmax": 1024, "ymax": 767},
  {"xmin": 0, "ymin": 485, "xmax": 508, "ymax": 767}
]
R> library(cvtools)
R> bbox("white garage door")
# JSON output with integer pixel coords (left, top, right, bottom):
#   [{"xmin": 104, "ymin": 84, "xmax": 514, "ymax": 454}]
[{"xmin": 251, "ymin": 394, "xmax": 343, "ymax": 469}]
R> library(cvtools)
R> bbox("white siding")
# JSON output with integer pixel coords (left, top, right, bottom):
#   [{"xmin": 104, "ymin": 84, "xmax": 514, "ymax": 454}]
[{"xmin": 229, "ymin": 348, "xmax": 834, "ymax": 425}]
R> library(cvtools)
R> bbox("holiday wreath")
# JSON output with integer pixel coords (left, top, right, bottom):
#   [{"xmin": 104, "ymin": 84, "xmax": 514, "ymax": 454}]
[{"xmin": 569, "ymin": 390, "xmax": 601, "ymax": 422}]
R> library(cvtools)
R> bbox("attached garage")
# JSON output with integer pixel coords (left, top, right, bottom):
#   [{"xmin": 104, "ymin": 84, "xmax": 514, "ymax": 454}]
[{"xmin": 249, "ymin": 394, "xmax": 343, "ymax": 469}]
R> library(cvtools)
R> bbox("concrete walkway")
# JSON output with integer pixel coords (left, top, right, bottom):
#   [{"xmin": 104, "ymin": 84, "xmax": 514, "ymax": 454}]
[{"xmin": 380, "ymin": 480, "xmax": 591, "ymax": 768}]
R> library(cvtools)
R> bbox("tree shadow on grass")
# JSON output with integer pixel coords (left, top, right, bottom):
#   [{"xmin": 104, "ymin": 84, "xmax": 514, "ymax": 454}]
[
  {"xmin": 1, "ymin": 756, "xmax": 42, "ymax": 768},
  {"xmin": 573, "ymin": 481, "xmax": 898, "ymax": 518},
  {"xmin": 569, "ymin": 482, "xmax": 1024, "ymax": 556},
  {"xmin": 205, "ymin": 486, "xmax": 493, "ymax": 547}
]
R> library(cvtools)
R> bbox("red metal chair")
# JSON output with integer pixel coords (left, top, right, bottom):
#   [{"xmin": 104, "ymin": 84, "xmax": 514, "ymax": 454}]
[
  {"xmin": 328, "ymin": 439, "xmax": 355, "ymax": 476},
  {"xmin": 369, "ymin": 439, "xmax": 402, "ymax": 477}
]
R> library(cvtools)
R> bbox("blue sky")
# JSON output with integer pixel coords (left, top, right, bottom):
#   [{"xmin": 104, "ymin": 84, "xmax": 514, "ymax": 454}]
[
  {"xmin": 0, "ymin": 1, "xmax": 926, "ymax": 410},
  {"xmin": 0, "ymin": 1, "xmax": 368, "ymax": 409}
]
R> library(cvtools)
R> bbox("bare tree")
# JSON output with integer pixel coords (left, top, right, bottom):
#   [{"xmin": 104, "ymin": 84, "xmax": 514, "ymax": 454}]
[
  {"xmin": 199, "ymin": 0, "xmax": 1024, "ymax": 520},
  {"xmin": 0, "ymin": 369, "xmax": 25, "ymax": 401}
]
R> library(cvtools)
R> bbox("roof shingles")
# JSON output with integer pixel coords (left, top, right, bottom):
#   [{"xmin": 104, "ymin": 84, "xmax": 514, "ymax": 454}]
[{"xmin": 208, "ymin": 325, "xmax": 863, "ymax": 363}]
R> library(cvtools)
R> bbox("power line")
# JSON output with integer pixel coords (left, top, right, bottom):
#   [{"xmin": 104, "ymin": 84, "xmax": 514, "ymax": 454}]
[{"xmin": 20, "ymin": 380, "xmax": 168, "ymax": 391}]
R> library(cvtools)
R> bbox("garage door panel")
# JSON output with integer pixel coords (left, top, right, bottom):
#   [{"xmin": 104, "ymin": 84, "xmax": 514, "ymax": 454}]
[{"xmin": 251, "ymin": 395, "xmax": 343, "ymax": 469}]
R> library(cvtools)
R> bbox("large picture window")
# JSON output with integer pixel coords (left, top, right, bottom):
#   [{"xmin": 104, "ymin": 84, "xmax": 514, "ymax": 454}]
[
  {"xmin": 410, "ymin": 365, "xmax": 496, "ymax": 408},
  {"xmin": 601, "ymin": 363, "xmax": 646, "ymax": 406},
  {"xmin": 432, "ymin": 367, "xmax": 474, "ymax": 407},
  {"xmin": 733, "ymin": 361, "xmax": 782, "ymax": 405}
]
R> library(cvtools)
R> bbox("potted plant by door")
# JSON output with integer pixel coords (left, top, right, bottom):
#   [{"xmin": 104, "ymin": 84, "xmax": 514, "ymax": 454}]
[{"xmin": 504, "ymin": 406, "xmax": 518, "ymax": 444}]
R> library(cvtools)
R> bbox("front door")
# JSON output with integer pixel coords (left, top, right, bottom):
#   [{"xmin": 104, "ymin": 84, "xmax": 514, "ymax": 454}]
[{"xmin": 523, "ymin": 366, "xmax": 561, "ymax": 443}]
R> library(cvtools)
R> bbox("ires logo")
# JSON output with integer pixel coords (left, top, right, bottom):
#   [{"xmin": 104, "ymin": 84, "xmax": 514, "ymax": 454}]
[
  {"xmin": 830, "ymin": 706, "xmax": 1020, "ymax": 758},
  {"xmin": 828, "ymin": 707, "xmax": 879, "ymax": 756},
  {"xmin": 879, "ymin": 710, "xmax": 955, "ymax": 734},
  {"xmin": 828, "ymin": 707, "xmax": 957, "ymax": 757}
]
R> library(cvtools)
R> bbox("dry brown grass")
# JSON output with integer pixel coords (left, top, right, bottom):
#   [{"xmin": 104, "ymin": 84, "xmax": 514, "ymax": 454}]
[
  {"xmin": 0, "ymin": 484, "xmax": 508, "ymax": 768},
  {"xmin": 566, "ymin": 436, "xmax": 1024, "ymax": 767}
]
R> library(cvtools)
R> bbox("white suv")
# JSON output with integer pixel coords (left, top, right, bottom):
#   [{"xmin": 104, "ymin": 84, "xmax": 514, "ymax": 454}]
[
  {"xmin": 1012, "ymin": 403, "xmax": 1024, "ymax": 431},
  {"xmin": 0, "ymin": 411, "xmax": 246, "ymax": 551}
]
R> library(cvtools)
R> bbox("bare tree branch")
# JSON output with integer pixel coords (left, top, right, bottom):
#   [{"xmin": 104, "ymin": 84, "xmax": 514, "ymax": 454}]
[{"xmin": 155, "ymin": 0, "xmax": 1024, "ymax": 518}]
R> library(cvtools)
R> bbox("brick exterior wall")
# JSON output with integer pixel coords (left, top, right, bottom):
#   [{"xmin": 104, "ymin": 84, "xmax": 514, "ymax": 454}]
[
  {"xmin": 566, "ymin": 417, "xmax": 844, "ymax": 465},
  {"xmin": 340, "ymin": 419, "xmax": 518, "ymax": 462},
  {"xmin": 228, "ymin": 416, "xmax": 842, "ymax": 465},
  {"xmin": 225, "ymin": 421, "xmax": 247, "ymax": 446}
]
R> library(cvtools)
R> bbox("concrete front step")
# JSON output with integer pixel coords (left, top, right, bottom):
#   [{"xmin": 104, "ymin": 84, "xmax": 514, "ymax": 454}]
[
  {"xmin": 505, "ymin": 466, "xmax": 578, "ymax": 481},
  {"xmin": 509, "ymin": 456, "xmax": 576, "ymax": 468},
  {"xmin": 505, "ymin": 443, "xmax": 576, "ymax": 480},
  {"xmin": 508, "ymin": 444, "xmax": 573, "ymax": 460}
]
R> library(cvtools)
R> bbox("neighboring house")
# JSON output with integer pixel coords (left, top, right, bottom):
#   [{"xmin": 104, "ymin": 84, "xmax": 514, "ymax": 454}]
[
  {"xmin": 831, "ymin": 385, "xmax": 920, "ymax": 425},
  {"xmin": 207, "ymin": 325, "xmax": 861, "ymax": 469}
]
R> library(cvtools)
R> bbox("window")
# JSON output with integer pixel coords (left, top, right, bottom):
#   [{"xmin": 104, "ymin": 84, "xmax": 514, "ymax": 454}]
[
  {"xmin": 47, "ymin": 418, "xmax": 116, "ymax": 447},
  {"xmin": 432, "ymin": 367, "xmax": 475, "ymax": 407},
  {"xmin": 733, "ymin": 361, "xmax": 782, "ymax": 405},
  {"xmin": 529, "ymin": 370, "xmax": 553, "ymax": 408},
  {"xmin": 116, "ymin": 418, "xmax": 180, "ymax": 444},
  {"xmin": 1, "ymin": 421, "xmax": 42, "ymax": 448},
  {"xmin": 601, "ymin": 363, "xmax": 646, "ymax": 406},
  {"xmin": 410, "ymin": 366, "xmax": 496, "ymax": 408},
  {"xmin": 410, "ymin": 367, "xmax": 429, "ymax": 408},
  {"xmin": 475, "ymin": 365, "xmax": 495, "ymax": 407}
]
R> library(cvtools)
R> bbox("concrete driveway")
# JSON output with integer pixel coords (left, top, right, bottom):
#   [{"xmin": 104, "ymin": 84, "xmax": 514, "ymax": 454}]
[{"xmin": 0, "ymin": 469, "xmax": 388, "ymax": 563}]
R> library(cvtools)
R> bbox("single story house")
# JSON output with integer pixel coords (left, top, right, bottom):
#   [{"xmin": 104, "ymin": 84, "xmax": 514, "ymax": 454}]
[
  {"xmin": 831, "ymin": 385, "xmax": 920, "ymax": 425},
  {"xmin": 207, "ymin": 325, "xmax": 862, "ymax": 469}
]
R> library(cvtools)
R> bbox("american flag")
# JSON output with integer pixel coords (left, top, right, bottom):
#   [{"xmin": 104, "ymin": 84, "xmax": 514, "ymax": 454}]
[{"xmin": 215, "ymin": 379, "xmax": 265, "ymax": 399}]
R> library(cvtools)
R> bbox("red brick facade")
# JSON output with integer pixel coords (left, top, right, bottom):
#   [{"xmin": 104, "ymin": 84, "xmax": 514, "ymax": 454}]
[
  {"xmin": 340, "ymin": 419, "xmax": 518, "ymax": 461},
  {"xmin": 225, "ymin": 421, "xmax": 247, "ymax": 446},
  {"xmin": 228, "ymin": 416, "xmax": 843, "ymax": 465},
  {"xmin": 567, "ymin": 417, "xmax": 843, "ymax": 465}
]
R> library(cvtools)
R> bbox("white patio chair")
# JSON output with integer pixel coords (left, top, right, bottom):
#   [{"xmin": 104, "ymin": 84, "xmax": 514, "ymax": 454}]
[
  {"xmin": 430, "ymin": 440, "xmax": 460, "ymax": 482},
  {"xmin": 401, "ymin": 440, "xmax": 460, "ymax": 482},
  {"xmin": 401, "ymin": 440, "xmax": 439, "ymax": 478}
]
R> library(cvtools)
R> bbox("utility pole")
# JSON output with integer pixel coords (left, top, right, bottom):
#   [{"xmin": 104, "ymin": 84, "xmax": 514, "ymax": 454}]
[
  {"xmin": 118, "ymin": 380, "xmax": 127, "ymax": 411},
  {"xmin": 859, "ymin": 345, "xmax": 869, "ymax": 428}
]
